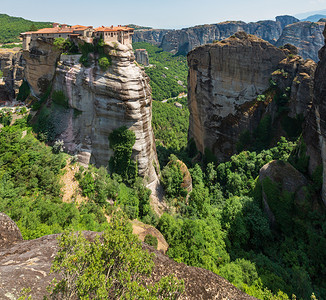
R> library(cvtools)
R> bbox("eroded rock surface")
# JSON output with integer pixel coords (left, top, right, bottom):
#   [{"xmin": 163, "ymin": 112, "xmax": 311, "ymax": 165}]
[
  {"xmin": 23, "ymin": 38, "xmax": 61, "ymax": 96},
  {"xmin": 0, "ymin": 213, "xmax": 23, "ymax": 249},
  {"xmin": 0, "ymin": 48, "xmax": 24, "ymax": 101},
  {"xmin": 135, "ymin": 16, "xmax": 298, "ymax": 55},
  {"xmin": 133, "ymin": 29, "xmax": 173, "ymax": 45},
  {"xmin": 187, "ymin": 32, "xmax": 316, "ymax": 161},
  {"xmin": 304, "ymin": 26, "xmax": 326, "ymax": 205},
  {"xmin": 161, "ymin": 16, "xmax": 297, "ymax": 55},
  {"xmin": 259, "ymin": 160, "xmax": 309, "ymax": 226},
  {"xmin": 43, "ymin": 42, "xmax": 159, "ymax": 182},
  {"xmin": 276, "ymin": 21, "xmax": 325, "ymax": 61},
  {"xmin": 0, "ymin": 217, "xmax": 255, "ymax": 300},
  {"xmin": 134, "ymin": 48, "xmax": 149, "ymax": 66},
  {"xmin": 187, "ymin": 32, "xmax": 286, "ymax": 161},
  {"xmin": 271, "ymin": 53, "xmax": 316, "ymax": 118}
]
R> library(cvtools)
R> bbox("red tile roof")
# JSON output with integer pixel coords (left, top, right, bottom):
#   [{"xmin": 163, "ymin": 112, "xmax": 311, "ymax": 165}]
[{"xmin": 21, "ymin": 24, "xmax": 132, "ymax": 36}]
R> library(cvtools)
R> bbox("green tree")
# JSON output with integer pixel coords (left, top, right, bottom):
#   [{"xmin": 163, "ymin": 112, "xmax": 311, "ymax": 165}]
[
  {"xmin": 53, "ymin": 37, "xmax": 67, "ymax": 51},
  {"xmin": 109, "ymin": 127, "xmax": 137, "ymax": 183},
  {"xmin": 29, "ymin": 24, "xmax": 37, "ymax": 31},
  {"xmin": 48, "ymin": 211, "xmax": 184, "ymax": 299},
  {"xmin": 99, "ymin": 56, "xmax": 111, "ymax": 71}
]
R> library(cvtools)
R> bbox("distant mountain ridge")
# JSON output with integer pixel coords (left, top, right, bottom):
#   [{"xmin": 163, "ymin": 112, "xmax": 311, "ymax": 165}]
[
  {"xmin": 295, "ymin": 9, "xmax": 326, "ymax": 19},
  {"xmin": 301, "ymin": 14, "xmax": 326, "ymax": 22},
  {"xmin": 133, "ymin": 15, "xmax": 325, "ymax": 61}
]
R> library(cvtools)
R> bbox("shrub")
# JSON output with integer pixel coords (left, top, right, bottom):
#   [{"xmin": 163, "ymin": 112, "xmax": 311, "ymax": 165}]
[
  {"xmin": 99, "ymin": 56, "xmax": 111, "ymax": 70},
  {"xmin": 53, "ymin": 139, "xmax": 64, "ymax": 154},
  {"xmin": 48, "ymin": 211, "xmax": 184, "ymax": 299},
  {"xmin": 17, "ymin": 81, "xmax": 30, "ymax": 102},
  {"xmin": 0, "ymin": 110, "xmax": 13, "ymax": 126},
  {"xmin": 144, "ymin": 234, "xmax": 158, "ymax": 248},
  {"xmin": 53, "ymin": 37, "xmax": 66, "ymax": 51}
]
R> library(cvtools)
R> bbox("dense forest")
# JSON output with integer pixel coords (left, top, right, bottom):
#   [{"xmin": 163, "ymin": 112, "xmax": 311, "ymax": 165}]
[
  {"xmin": 0, "ymin": 14, "xmax": 51, "ymax": 44},
  {"xmin": 133, "ymin": 42, "xmax": 188, "ymax": 101}
]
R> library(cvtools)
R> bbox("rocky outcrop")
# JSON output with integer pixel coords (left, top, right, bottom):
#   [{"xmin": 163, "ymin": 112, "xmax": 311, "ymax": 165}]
[
  {"xmin": 132, "ymin": 219, "xmax": 169, "ymax": 253},
  {"xmin": 271, "ymin": 50, "xmax": 316, "ymax": 118},
  {"xmin": 133, "ymin": 29, "xmax": 173, "ymax": 45},
  {"xmin": 304, "ymin": 26, "xmax": 326, "ymax": 205},
  {"xmin": 0, "ymin": 48, "xmax": 24, "ymax": 100},
  {"xmin": 0, "ymin": 215, "xmax": 255, "ymax": 300},
  {"xmin": 187, "ymin": 32, "xmax": 287, "ymax": 161},
  {"xmin": 42, "ymin": 42, "xmax": 159, "ymax": 183},
  {"xmin": 134, "ymin": 48, "xmax": 149, "ymax": 66},
  {"xmin": 187, "ymin": 32, "xmax": 316, "ymax": 161},
  {"xmin": 276, "ymin": 21, "xmax": 325, "ymax": 61},
  {"xmin": 23, "ymin": 38, "xmax": 61, "ymax": 96},
  {"xmin": 0, "ymin": 213, "xmax": 23, "ymax": 249},
  {"xmin": 259, "ymin": 160, "xmax": 308, "ymax": 226},
  {"xmin": 275, "ymin": 15, "xmax": 299, "ymax": 29}
]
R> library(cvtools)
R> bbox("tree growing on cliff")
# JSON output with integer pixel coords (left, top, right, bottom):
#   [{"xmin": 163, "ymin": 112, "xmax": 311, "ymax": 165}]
[
  {"xmin": 47, "ymin": 211, "xmax": 184, "ymax": 299},
  {"xmin": 109, "ymin": 126, "xmax": 138, "ymax": 183}
]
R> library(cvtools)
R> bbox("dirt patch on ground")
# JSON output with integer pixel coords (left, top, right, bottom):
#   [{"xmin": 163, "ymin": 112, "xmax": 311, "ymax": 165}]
[
  {"xmin": 147, "ymin": 178, "xmax": 169, "ymax": 217},
  {"xmin": 60, "ymin": 163, "xmax": 87, "ymax": 204}
]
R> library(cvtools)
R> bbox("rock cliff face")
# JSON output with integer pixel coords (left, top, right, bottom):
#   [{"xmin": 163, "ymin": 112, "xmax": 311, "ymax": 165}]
[
  {"xmin": 134, "ymin": 49, "xmax": 149, "ymax": 66},
  {"xmin": 134, "ymin": 16, "xmax": 298, "ymax": 55},
  {"xmin": 133, "ymin": 16, "xmax": 324, "ymax": 62},
  {"xmin": 0, "ymin": 48, "xmax": 24, "ymax": 100},
  {"xmin": 271, "ymin": 51, "xmax": 316, "ymax": 118},
  {"xmin": 188, "ymin": 32, "xmax": 286, "ymax": 160},
  {"xmin": 304, "ymin": 26, "xmax": 326, "ymax": 205},
  {"xmin": 133, "ymin": 29, "xmax": 173, "ymax": 45},
  {"xmin": 0, "ymin": 215, "xmax": 256, "ymax": 300},
  {"xmin": 161, "ymin": 16, "xmax": 296, "ymax": 55},
  {"xmin": 38, "ymin": 42, "xmax": 158, "ymax": 182},
  {"xmin": 276, "ymin": 21, "xmax": 325, "ymax": 61},
  {"xmin": 23, "ymin": 38, "xmax": 61, "ymax": 96},
  {"xmin": 187, "ymin": 32, "xmax": 316, "ymax": 161}
]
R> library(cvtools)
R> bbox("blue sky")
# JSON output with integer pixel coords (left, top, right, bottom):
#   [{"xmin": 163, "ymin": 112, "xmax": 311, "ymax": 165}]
[{"xmin": 1, "ymin": 0, "xmax": 326, "ymax": 28}]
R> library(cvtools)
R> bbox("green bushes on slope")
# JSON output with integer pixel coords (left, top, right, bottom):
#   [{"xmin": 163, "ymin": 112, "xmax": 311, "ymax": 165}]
[
  {"xmin": 0, "ymin": 14, "xmax": 51, "ymax": 44},
  {"xmin": 133, "ymin": 42, "xmax": 188, "ymax": 101}
]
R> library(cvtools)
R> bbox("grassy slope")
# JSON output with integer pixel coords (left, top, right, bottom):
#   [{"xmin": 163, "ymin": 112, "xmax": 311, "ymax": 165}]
[{"xmin": 0, "ymin": 14, "xmax": 52, "ymax": 44}]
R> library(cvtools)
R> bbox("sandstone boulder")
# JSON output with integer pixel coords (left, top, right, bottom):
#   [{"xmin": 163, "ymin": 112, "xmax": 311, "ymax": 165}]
[
  {"xmin": 0, "ymin": 212, "xmax": 23, "ymax": 249},
  {"xmin": 259, "ymin": 160, "xmax": 309, "ymax": 226},
  {"xmin": 132, "ymin": 219, "xmax": 169, "ymax": 253}
]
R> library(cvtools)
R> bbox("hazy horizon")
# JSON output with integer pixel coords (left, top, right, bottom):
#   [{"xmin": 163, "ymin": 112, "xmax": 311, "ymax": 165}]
[{"xmin": 1, "ymin": 0, "xmax": 326, "ymax": 29}]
